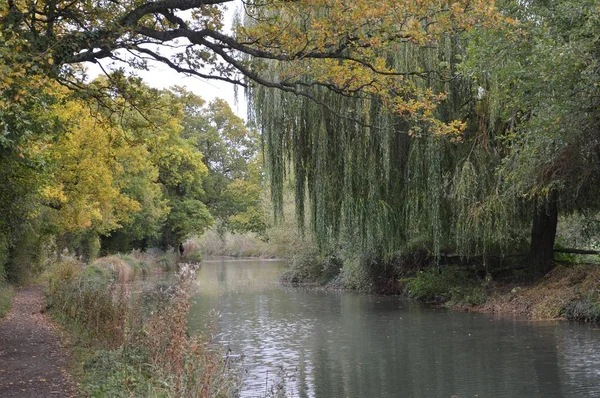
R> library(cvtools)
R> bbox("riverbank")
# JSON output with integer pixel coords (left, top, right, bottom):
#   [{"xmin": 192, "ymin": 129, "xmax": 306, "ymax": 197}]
[
  {"xmin": 397, "ymin": 264, "xmax": 600, "ymax": 322},
  {"xmin": 282, "ymin": 253, "xmax": 600, "ymax": 322},
  {"xmin": 470, "ymin": 265, "xmax": 600, "ymax": 321},
  {"xmin": 44, "ymin": 258, "xmax": 240, "ymax": 397}
]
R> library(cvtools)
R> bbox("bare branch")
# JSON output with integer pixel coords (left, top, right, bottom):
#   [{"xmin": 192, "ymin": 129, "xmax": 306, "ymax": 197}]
[{"xmin": 131, "ymin": 46, "xmax": 248, "ymax": 87}]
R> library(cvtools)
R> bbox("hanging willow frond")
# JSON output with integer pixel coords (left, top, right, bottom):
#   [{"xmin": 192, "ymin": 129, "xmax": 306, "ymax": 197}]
[{"xmin": 248, "ymin": 20, "xmax": 530, "ymax": 260}]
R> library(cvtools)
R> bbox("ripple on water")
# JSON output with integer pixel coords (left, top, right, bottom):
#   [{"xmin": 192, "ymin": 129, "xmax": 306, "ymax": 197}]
[{"xmin": 186, "ymin": 260, "xmax": 600, "ymax": 398}]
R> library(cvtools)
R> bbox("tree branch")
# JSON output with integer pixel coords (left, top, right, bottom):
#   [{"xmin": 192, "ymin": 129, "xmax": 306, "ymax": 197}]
[
  {"xmin": 131, "ymin": 46, "xmax": 248, "ymax": 87},
  {"xmin": 554, "ymin": 248, "xmax": 600, "ymax": 255}
]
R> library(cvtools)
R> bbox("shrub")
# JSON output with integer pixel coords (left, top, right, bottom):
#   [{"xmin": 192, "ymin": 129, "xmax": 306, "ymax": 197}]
[
  {"xmin": 562, "ymin": 298, "xmax": 600, "ymax": 322},
  {"xmin": 157, "ymin": 250, "xmax": 179, "ymax": 271},
  {"xmin": 340, "ymin": 252, "xmax": 407, "ymax": 294},
  {"xmin": 115, "ymin": 253, "xmax": 150, "ymax": 279},
  {"xmin": 185, "ymin": 250, "xmax": 204, "ymax": 264},
  {"xmin": 449, "ymin": 285, "xmax": 487, "ymax": 306},
  {"xmin": 183, "ymin": 240, "xmax": 200, "ymax": 254},
  {"xmin": 280, "ymin": 250, "xmax": 342, "ymax": 285},
  {"xmin": 93, "ymin": 256, "xmax": 134, "ymax": 283},
  {"xmin": 47, "ymin": 260, "xmax": 125, "ymax": 343},
  {"xmin": 47, "ymin": 258, "xmax": 81, "ymax": 295},
  {"xmin": 403, "ymin": 267, "xmax": 487, "ymax": 305}
]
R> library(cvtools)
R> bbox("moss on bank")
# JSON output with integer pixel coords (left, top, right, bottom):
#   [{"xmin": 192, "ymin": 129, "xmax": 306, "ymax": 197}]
[{"xmin": 400, "ymin": 264, "xmax": 600, "ymax": 322}]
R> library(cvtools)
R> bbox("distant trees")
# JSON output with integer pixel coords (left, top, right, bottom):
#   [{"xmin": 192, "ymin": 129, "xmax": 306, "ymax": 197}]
[
  {"xmin": 95, "ymin": 83, "xmax": 264, "ymax": 253},
  {"xmin": 177, "ymin": 92, "xmax": 266, "ymax": 236},
  {"xmin": 0, "ymin": 66, "xmax": 261, "ymax": 278}
]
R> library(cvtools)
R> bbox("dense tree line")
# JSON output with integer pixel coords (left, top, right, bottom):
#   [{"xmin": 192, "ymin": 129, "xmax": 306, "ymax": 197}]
[{"xmin": 0, "ymin": 69, "xmax": 263, "ymax": 280}]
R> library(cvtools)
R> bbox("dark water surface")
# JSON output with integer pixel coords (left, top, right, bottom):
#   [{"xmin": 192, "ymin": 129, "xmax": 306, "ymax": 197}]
[{"xmin": 187, "ymin": 259, "xmax": 600, "ymax": 398}]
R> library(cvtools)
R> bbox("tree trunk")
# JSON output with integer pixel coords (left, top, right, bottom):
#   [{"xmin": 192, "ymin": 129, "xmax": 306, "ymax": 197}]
[{"xmin": 528, "ymin": 192, "xmax": 558, "ymax": 276}]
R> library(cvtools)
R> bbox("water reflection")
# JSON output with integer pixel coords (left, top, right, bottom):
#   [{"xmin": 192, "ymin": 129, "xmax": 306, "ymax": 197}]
[{"xmin": 187, "ymin": 259, "xmax": 600, "ymax": 397}]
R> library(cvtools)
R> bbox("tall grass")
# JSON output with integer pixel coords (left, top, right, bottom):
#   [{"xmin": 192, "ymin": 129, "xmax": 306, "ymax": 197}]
[
  {"xmin": 47, "ymin": 259, "xmax": 240, "ymax": 397},
  {"xmin": 195, "ymin": 230, "xmax": 275, "ymax": 258},
  {"xmin": 195, "ymin": 220, "xmax": 314, "ymax": 260}
]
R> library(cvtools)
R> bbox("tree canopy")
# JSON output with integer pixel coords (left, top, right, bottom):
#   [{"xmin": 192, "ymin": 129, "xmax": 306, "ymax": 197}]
[
  {"xmin": 1, "ymin": 0, "xmax": 505, "ymax": 133},
  {"xmin": 0, "ymin": 65, "xmax": 260, "ymax": 278}
]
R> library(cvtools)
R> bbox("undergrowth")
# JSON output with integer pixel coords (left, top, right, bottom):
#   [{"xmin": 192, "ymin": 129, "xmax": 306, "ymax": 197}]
[
  {"xmin": 47, "ymin": 259, "xmax": 241, "ymax": 397},
  {"xmin": 562, "ymin": 298, "xmax": 600, "ymax": 322},
  {"xmin": 402, "ymin": 267, "xmax": 487, "ymax": 306},
  {"xmin": 479, "ymin": 265, "xmax": 600, "ymax": 321},
  {"xmin": 280, "ymin": 250, "xmax": 342, "ymax": 286}
]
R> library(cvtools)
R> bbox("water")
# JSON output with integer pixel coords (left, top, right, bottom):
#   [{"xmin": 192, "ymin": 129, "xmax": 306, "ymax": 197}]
[{"xmin": 187, "ymin": 259, "xmax": 600, "ymax": 398}]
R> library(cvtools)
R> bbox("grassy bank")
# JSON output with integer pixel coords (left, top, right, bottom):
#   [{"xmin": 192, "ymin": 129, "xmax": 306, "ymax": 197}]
[
  {"xmin": 400, "ymin": 264, "xmax": 600, "ymax": 322},
  {"xmin": 281, "ymin": 247, "xmax": 600, "ymax": 323},
  {"xmin": 477, "ymin": 265, "xmax": 600, "ymax": 321},
  {"xmin": 46, "ymin": 257, "xmax": 240, "ymax": 397}
]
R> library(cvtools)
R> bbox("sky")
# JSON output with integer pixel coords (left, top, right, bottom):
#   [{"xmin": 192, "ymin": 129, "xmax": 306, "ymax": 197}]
[{"xmin": 84, "ymin": 1, "xmax": 247, "ymax": 119}]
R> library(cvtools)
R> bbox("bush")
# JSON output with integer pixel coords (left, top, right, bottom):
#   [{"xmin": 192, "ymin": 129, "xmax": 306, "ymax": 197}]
[
  {"xmin": 562, "ymin": 298, "xmax": 600, "ymax": 322},
  {"xmin": 403, "ymin": 267, "xmax": 487, "ymax": 305},
  {"xmin": 115, "ymin": 253, "xmax": 150, "ymax": 279},
  {"xmin": 47, "ymin": 260, "xmax": 125, "ymax": 343},
  {"xmin": 93, "ymin": 256, "xmax": 135, "ymax": 283},
  {"xmin": 184, "ymin": 250, "xmax": 203, "ymax": 264},
  {"xmin": 157, "ymin": 250, "xmax": 179, "ymax": 271},
  {"xmin": 280, "ymin": 250, "xmax": 342, "ymax": 285},
  {"xmin": 449, "ymin": 285, "xmax": 487, "ymax": 306},
  {"xmin": 47, "ymin": 258, "xmax": 82, "ymax": 295},
  {"xmin": 340, "ymin": 252, "xmax": 409, "ymax": 294}
]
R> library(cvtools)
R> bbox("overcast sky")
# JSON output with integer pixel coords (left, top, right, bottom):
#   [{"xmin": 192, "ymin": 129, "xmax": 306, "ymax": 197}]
[{"xmin": 84, "ymin": 2, "xmax": 247, "ymax": 119}]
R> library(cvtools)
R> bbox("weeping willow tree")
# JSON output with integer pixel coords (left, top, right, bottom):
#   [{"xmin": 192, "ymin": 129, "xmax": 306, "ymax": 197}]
[
  {"xmin": 249, "ymin": 33, "xmax": 528, "ymax": 277},
  {"xmin": 249, "ymin": 0, "xmax": 600, "ymax": 281}
]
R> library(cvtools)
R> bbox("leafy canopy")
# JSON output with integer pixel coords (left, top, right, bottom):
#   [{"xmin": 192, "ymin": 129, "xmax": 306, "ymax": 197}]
[{"xmin": 2, "ymin": 0, "xmax": 506, "ymax": 136}]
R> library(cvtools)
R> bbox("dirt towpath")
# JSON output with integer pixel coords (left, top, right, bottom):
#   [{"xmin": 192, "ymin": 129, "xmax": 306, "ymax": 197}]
[{"xmin": 0, "ymin": 286, "xmax": 76, "ymax": 397}]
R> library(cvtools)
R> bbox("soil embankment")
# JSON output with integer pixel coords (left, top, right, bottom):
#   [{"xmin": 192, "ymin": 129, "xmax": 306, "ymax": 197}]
[
  {"xmin": 0, "ymin": 286, "xmax": 76, "ymax": 397},
  {"xmin": 470, "ymin": 265, "xmax": 600, "ymax": 321}
]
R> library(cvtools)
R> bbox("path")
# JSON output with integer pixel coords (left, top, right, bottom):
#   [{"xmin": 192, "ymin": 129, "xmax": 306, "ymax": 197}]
[{"xmin": 0, "ymin": 286, "xmax": 76, "ymax": 397}]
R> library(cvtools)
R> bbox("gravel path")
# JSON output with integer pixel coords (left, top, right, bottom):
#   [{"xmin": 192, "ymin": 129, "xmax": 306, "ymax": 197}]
[{"xmin": 0, "ymin": 286, "xmax": 76, "ymax": 397}]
